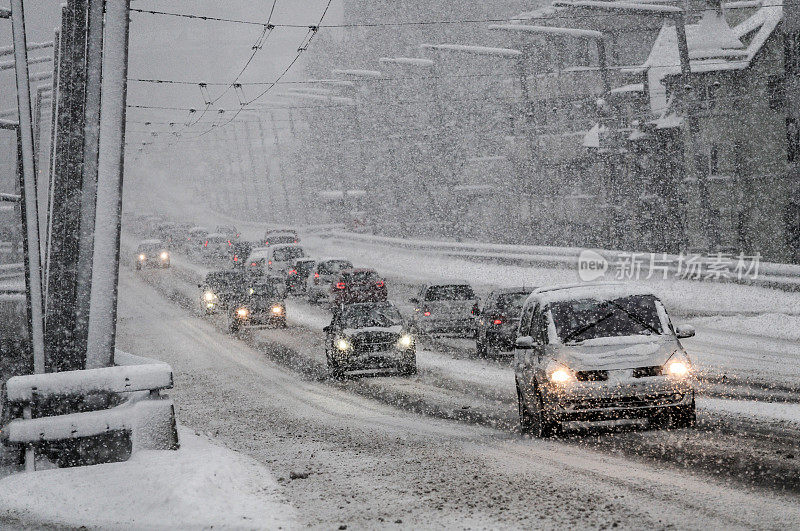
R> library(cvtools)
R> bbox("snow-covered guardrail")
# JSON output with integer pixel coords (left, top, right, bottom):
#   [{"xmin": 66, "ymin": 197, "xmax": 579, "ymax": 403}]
[
  {"xmin": 317, "ymin": 231, "xmax": 800, "ymax": 291},
  {"xmin": 1, "ymin": 357, "xmax": 178, "ymax": 471}
]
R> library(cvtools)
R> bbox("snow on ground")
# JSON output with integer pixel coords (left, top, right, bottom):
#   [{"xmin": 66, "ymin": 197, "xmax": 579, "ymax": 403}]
[
  {"xmin": 699, "ymin": 398, "xmax": 800, "ymax": 429},
  {"xmin": 304, "ymin": 234, "xmax": 800, "ymax": 317},
  {"xmin": 691, "ymin": 313, "xmax": 800, "ymax": 342},
  {"xmin": 0, "ymin": 427, "xmax": 296, "ymax": 529}
]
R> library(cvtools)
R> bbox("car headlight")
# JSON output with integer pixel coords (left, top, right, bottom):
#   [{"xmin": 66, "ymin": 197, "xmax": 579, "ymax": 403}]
[
  {"xmin": 249, "ymin": 287, "xmax": 255, "ymax": 295},
  {"xmin": 397, "ymin": 334, "xmax": 413, "ymax": 349},
  {"xmin": 236, "ymin": 307, "xmax": 250, "ymax": 319},
  {"xmin": 664, "ymin": 352, "xmax": 691, "ymax": 377},
  {"xmin": 160, "ymin": 251, "xmax": 169, "ymax": 260},
  {"xmin": 203, "ymin": 291, "xmax": 216, "ymax": 302},
  {"xmin": 335, "ymin": 337, "xmax": 351, "ymax": 351},
  {"xmin": 271, "ymin": 305, "xmax": 284, "ymax": 315},
  {"xmin": 138, "ymin": 254, "xmax": 146, "ymax": 261},
  {"xmin": 545, "ymin": 361, "xmax": 575, "ymax": 384}
]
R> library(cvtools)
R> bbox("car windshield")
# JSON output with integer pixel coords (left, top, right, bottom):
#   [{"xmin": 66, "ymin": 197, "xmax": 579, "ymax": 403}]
[
  {"xmin": 549, "ymin": 294, "xmax": 664, "ymax": 344},
  {"xmin": 494, "ymin": 292, "xmax": 529, "ymax": 317},
  {"xmin": 272, "ymin": 247, "xmax": 304, "ymax": 261},
  {"xmin": 425, "ymin": 285, "xmax": 475, "ymax": 301},
  {"xmin": 339, "ymin": 304, "xmax": 402, "ymax": 329},
  {"xmin": 138, "ymin": 244, "xmax": 163, "ymax": 253},
  {"xmin": 318, "ymin": 260, "xmax": 352, "ymax": 274}
]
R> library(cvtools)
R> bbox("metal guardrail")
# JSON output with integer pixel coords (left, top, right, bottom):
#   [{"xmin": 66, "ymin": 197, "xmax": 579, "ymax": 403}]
[
  {"xmin": 319, "ymin": 232, "xmax": 800, "ymax": 291},
  {"xmin": 1, "ymin": 356, "xmax": 178, "ymax": 471}
]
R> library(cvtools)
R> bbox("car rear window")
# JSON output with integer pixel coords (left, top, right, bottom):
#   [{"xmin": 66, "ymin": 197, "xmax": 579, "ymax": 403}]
[
  {"xmin": 268, "ymin": 235, "xmax": 296, "ymax": 244},
  {"xmin": 494, "ymin": 292, "xmax": 530, "ymax": 317},
  {"xmin": 345, "ymin": 271, "xmax": 379, "ymax": 283},
  {"xmin": 318, "ymin": 260, "xmax": 353, "ymax": 275},
  {"xmin": 272, "ymin": 247, "xmax": 305, "ymax": 261},
  {"xmin": 425, "ymin": 285, "xmax": 475, "ymax": 301}
]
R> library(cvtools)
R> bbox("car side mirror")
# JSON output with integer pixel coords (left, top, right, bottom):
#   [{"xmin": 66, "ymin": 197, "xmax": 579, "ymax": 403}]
[
  {"xmin": 323, "ymin": 325, "xmax": 332, "ymax": 333},
  {"xmin": 675, "ymin": 324, "xmax": 695, "ymax": 339},
  {"xmin": 515, "ymin": 336, "xmax": 539, "ymax": 349}
]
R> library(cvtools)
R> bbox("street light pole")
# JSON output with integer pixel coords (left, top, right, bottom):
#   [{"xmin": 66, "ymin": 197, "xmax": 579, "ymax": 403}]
[{"xmin": 9, "ymin": 0, "xmax": 46, "ymax": 379}]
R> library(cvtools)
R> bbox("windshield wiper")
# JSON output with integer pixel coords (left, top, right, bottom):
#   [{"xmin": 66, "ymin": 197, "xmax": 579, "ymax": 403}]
[
  {"xmin": 562, "ymin": 310, "xmax": 614, "ymax": 344},
  {"xmin": 604, "ymin": 300, "xmax": 662, "ymax": 336}
]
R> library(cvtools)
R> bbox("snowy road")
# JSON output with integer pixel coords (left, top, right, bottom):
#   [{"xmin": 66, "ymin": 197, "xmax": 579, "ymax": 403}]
[{"xmin": 114, "ymin": 234, "xmax": 800, "ymax": 527}]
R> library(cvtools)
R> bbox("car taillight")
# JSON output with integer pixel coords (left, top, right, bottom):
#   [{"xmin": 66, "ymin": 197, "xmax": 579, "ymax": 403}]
[
  {"xmin": 250, "ymin": 262, "xmax": 257, "ymax": 267},
  {"xmin": 268, "ymin": 260, "xmax": 272, "ymax": 265},
  {"xmin": 493, "ymin": 318, "xmax": 503, "ymax": 325},
  {"xmin": 265, "ymin": 240, "xmax": 269, "ymax": 245},
  {"xmin": 233, "ymin": 254, "xmax": 238, "ymax": 262},
  {"xmin": 423, "ymin": 311, "xmax": 431, "ymax": 317},
  {"xmin": 472, "ymin": 303, "xmax": 479, "ymax": 316},
  {"xmin": 204, "ymin": 240, "xmax": 208, "ymax": 247},
  {"xmin": 288, "ymin": 269, "xmax": 297, "ymax": 275},
  {"xmin": 335, "ymin": 282, "xmax": 345, "ymax": 290},
  {"xmin": 375, "ymin": 280, "xmax": 384, "ymax": 288},
  {"xmin": 293, "ymin": 239, "xmax": 297, "ymax": 243},
  {"xmin": 314, "ymin": 272, "xmax": 319, "ymax": 278}
]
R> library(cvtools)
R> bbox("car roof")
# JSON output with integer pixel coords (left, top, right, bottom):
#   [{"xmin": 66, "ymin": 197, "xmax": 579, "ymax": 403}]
[
  {"xmin": 528, "ymin": 282, "xmax": 657, "ymax": 306},
  {"xmin": 189, "ymin": 226, "xmax": 208, "ymax": 232},
  {"xmin": 493, "ymin": 287, "xmax": 536, "ymax": 295},
  {"xmin": 317, "ymin": 257, "xmax": 351, "ymax": 263},
  {"xmin": 247, "ymin": 249, "xmax": 270, "ymax": 259},
  {"xmin": 139, "ymin": 239, "xmax": 162, "ymax": 245},
  {"xmin": 425, "ymin": 279, "xmax": 471, "ymax": 287},
  {"xmin": 339, "ymin": 300, "xmax": 397, "ymax": 310},
  {"xmin": 342, "ymin": 268, "xmax": 377, "ymax": 274},
  {"xmin": 270, "ymin": 243, "xmax": 303, "ymax": 251}
]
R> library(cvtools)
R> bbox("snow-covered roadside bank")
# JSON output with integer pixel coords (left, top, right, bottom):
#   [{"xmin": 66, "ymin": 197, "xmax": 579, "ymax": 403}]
[{"xmin": 0, "ymin": 427, "xmax": 296, "ymax": 529}]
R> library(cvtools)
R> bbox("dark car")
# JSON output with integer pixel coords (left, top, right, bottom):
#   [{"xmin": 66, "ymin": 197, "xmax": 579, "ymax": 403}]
[
  {"xmin": 324, "ymin": 301, "xmax": 416, "ymax": 377},
  {"xmin": 215, "ymin": 225, "xmax": 240, "ymax": 241},
  {"xmin": 286, "ymin": 258, "xmax": 316, "ymax": 295},
  {"xmin": 475, "ymin": 287, "xmax": 535, "ymax": 357},
  {"xmin": 263, "ymin": 230, "xmax": 299, "ymax": 246},
  {"xmin": 226, "ymin": 274, "xmax": 287, "ymax": 332},
  {"xmin": 135, "ymin": 239, "xmax": 170, "ymax": 270},
  {"xmin": 231, "ymin": 240, "xmax": 255, "ymax": 268},
  {"xmin": 200, "ymin": 270, "xmax": 246, "ymax": 314},
  {"xmin": 331, "ymin": 268, "xmax": 387, "ymax": 307}
]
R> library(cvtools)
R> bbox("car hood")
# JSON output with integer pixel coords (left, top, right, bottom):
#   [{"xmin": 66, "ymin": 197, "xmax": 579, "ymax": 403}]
[{"xmin": 549, "ymin": 335, "xmax": 680, "ymax": 371}]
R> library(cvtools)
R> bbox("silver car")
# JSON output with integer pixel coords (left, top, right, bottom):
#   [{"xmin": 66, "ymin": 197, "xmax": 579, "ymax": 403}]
[
  {"xmin": 514, "ymin": 283, "xmax": 696, "ymax": 437},
  {"xmin": 410, "ymin": 281, "xmax": 479, "ymax": 337}
]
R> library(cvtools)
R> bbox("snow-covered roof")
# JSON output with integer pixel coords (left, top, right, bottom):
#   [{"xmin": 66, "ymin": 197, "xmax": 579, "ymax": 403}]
[
  {"xmin": 531, "ymin": 282, "xmax": 657, "ymax": 305},
  {"xmin": 488, "ymin": 24, "xmax": 603, "ymax": 40},
  {"xmin": 420, "ymin": 43, "xmax": 523, "ymax": 58},
  {"xmin": 610, "ymin": 83, "xmax": 645, "ymax": 94},
  {"xmin": 378, "ymin": 57, "xmax": 435, "ymax": 67},
  {"xmin": 641, "ymin": 2, "xmax": 781, "ymax": 112}
]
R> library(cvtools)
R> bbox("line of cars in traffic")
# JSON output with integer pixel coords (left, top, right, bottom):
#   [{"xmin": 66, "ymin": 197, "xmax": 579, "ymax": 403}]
[{"xmin": 131, "ymin": 217, "xmax": 697, "ymax": 437}]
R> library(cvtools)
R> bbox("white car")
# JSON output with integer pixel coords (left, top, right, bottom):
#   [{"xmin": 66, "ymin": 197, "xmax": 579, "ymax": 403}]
[
  {"xmin": 246, "ymin": 244, "xmax": 305, "ymax": 276},
  {"xmin": 514, "ymin": 283, "xmax": 696, "ymax": 437},
  {"xmin": 307, "ymin": 258, "xmax": 354, "ymax": 303}
]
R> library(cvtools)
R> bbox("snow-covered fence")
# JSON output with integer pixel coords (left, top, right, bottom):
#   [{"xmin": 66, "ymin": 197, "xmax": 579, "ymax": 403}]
[
  {"xmin": 1, "ymin": 357, "xmax": 178, "ymax": 471},
  {"xmin": 0, "ymin": 263, "xmax": 23, "ymax": 280},
  {"xmin": 317, "ymin": 231, "xmax": 800, "ymax": 290}
]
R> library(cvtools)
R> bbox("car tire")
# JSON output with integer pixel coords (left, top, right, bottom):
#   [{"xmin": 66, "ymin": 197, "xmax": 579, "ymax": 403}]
[
  {"xmin": 669, "ymin": 400, "xmax": 697, "ymax": 429},
  {"xmin": 399, "ymin": 363, "xmax": 417, "ymax": 376},
  {"xmin": 476, "ymin": 338, "xmax": 487, "ymax": 358},
  {"xmin": 518, "ymin": 380, "xmax": 558, "ymax": 438},
  {"xmin": 326, "ymin": 352, "xmax": 344, "ymax": 379}
]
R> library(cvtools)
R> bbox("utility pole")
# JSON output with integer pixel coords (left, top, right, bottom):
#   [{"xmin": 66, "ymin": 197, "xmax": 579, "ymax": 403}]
[
  {"xmin": 10, "ymin": 0, "xmax": 46, "ymax": 378},
  {"xmin": 45, "ymin": 0, "xmax": 89, "ymax": 372},
  {"xmin": 74, "ymin": 0, "xmax": 105, "ymax": 360},
  {"xmin": 86, "ymin": 0, "xmax": 131, "ymax": 368},
  {"xmin": 267, "ymin": 112, "xmax": 294, "ymax": 221},
  {"xmin": 44, "ymin": 28, "xmax": 61, "ymax": 312}
]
